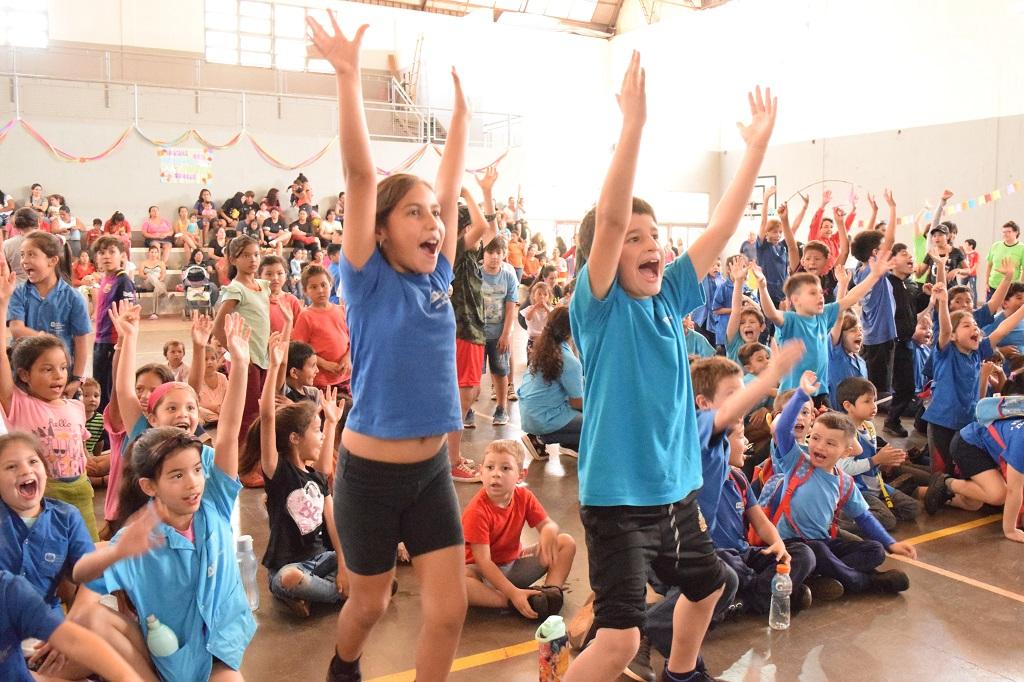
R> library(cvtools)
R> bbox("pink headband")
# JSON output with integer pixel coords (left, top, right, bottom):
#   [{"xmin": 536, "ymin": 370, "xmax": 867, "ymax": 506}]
[{"xmin": 147, "ymin": 382, "xmax": 194, "ymax": 413}]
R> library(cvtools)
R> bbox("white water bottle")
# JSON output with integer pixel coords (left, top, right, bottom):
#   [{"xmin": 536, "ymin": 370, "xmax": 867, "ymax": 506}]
[
  {"xmin": 236, "ymin": 535, "xmax": 260, "ymax": 611},
  {"xmin": 769, "ymin": 563, "xmax": 792, "ymax": 630},
  {"xmin": 146, "ymin": 615, "xmax": 179, "ymax": 657}
]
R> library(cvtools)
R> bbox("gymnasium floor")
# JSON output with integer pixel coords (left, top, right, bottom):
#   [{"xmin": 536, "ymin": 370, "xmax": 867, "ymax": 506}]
[{"xmin": 112, "ymin": 318, "xmax": 1024, "ymax": 682}]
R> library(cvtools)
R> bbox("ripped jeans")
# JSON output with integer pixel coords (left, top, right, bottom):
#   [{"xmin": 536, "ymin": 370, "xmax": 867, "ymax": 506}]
[{"xmin": 269, "ymin": 551, "xmax": 344, "ymax": 604}]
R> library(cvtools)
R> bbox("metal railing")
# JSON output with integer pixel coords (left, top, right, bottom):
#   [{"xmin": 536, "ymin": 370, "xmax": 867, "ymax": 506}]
[{"xmin": 0, "ymin": 70, "xmax": 523, "ymax": 148}]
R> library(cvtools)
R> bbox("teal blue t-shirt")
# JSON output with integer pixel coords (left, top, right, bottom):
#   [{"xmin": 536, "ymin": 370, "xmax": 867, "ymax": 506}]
[
  {"xmin": 776, "ymin": 302, "xmax": 840, "ymax": 396},
  {"xmin": 569, "ymin": 255, "xmax": 705, "ymax": 506}
]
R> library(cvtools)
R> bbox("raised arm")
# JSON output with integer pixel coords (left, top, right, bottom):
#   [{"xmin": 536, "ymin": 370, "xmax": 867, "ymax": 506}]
[
  {"xmin": 0, "ymin": 262, "xmax": 16, "ymax": 413},
  {"xmin": 712, "ymin": 340, "xmax": 803, "ymax": 432},
  {"xmin": 725, "ymin": 260, "xmax": 748, "ymax": 344},
  {"xmin": 587, "ymin": 51, "xmax": 646, "ymax": 301},
  {"xmin": 689, "ymin": 87, "xmax": 777, "ymax": 279},
  {"xmin": 789, "ymin": 192, "xmax": 810, "ymax": 235},
  {"xmin": 758, "ymin": 186, "xmax": 776, "ymax": 240},
  {"xmin": 436, "ymin": 69, "xmax": 470, "ymax": 267},
  {"xmin": 881, "ymin": 189, "xmax": 897, "ymax": 252},
  {"xmin": 261, "ymin": 332, "xmax": 287, "ymax": 480},
  {"xmin": 752, "ymin": 264, "xmax": 784, "ymax": 325},
  {"xmin": 187, "ymin": 314, "xmax": 211, "ymax": 395},
  {"xmin": 215, "ymin": 313, "xmax": 251, "ymax": 478},
  {"xmin": 932, "ymin": 189, "xmax": 953, "ymax": 231},
  {"xmin": 808, "ymin": 189, "xmax": 830, "ymax": 241},
  {"xmin": 987, "ymin": 257, "xmax": 1015, "ymax": 314},
  {"xmin": 318, "ymin": 387, "xmax": 343, "ymax": 476},
  {"xmin": 987, "ymin": 296, "xmax": 1024, "ymax": 347},
  {"xmin": 774, "ymin": 373, "xmax": 816, "ymax": 466},
  {"xmin": 307, "ymin": 12, "xmax": 376, "ymax": 269},
  {"xmin": 935, "ymin": 282, "xmax": 951, "ymax": 349},
  {"xmin": 108, "ymin": 301, "xmax": 145, "ymax": 429},
  {"xmin": 461, "ymin": 170, "xmax": 498, "ymax": 251},
  {"xmin": 778, "ymin": 202, "xmax": 801, "ymax": 273},
  {"xmin": 838, "ymin": 249, "xmax": 891, "ymax": 313},
  {"xmin": 834, "ymin": 206, "xmax": 850, "ymax": 271}
]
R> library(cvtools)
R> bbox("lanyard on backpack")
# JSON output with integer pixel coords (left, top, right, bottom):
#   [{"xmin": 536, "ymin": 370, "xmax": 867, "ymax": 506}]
[{"xmin": 877, "ymin": 472, "xmax": 895, "ymax": 510}]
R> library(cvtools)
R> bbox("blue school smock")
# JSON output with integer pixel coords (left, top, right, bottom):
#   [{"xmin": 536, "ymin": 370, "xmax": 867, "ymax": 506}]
[
  {"xmin": 0, "ymin": 498, "xmax": 94, "ymax": 615},
  {"xmin": 87, "ymin": 446, "xmax": 254, "ymax": 682},
  {"xmin": 7, "ymin": 278, "xmax": 92, "ymax": 369},
  {"xmin": 0, "ymin": 570, "xmax": 65, "ymax": 682}
]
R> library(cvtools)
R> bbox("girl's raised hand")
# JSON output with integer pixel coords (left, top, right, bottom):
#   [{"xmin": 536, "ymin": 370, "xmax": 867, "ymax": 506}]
[
  {"xmin": 223, "ymin": 313, "xmax": 252, "ymax": 366},
  {"xmin": 822, "ymin": 189, "xmax": 832, "ymax": 206},
  {"xmin": 0, "ymin": 261, "xmax": 16, "ymax": 301},
  {"xmin": 799, "ymin": 370, "xmax": 820, "ymax": 396},
  {"xmin": 736, "ymin": 85, "xmax": 776, "ymax": 149},
  {"xmin": 306, "ymin": 10, "xmax": 367, "ymax": 78},
  {"xmin": 616, "ymin": 50, "xmax": 646, "ymax": 125},
  {"xmin": 476, "ymin": 165, "xmax": 498, "ymax": 193},
  {"xmin": 867, "ymin": 192, "xmax": 878, "ymax": 212},
  {"xmin": 108, "ymin": 300, "xmax": 142, "ymax": 339},
  {"xmin": 777, "ymin": 202, "xmax": 788, "ymax": 219},
  {"xmin": 764, "ymin": 186, "xmax": 777, "ymax": 201},
  {"xmin": 191, "ymin": 313, "xmax": 213, "ymax": 347},
  {"xmin": 451, "ymin": 67, "xmax": 468, "ymax": 117},
  {"xmin": 321, "ymin": 386, "xmax": 343, "ymax": 424}
]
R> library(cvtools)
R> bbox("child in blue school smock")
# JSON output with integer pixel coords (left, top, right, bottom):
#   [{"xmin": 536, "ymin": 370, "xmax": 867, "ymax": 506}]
[{"xmin": 72, "ymin": 313, "xmax": 255, "ymax": 682}]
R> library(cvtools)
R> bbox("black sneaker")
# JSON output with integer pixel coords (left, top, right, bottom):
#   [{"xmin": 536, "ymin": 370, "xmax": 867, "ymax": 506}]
[
  {"xmin": 624, "ymin": 637, "xmax": 656, "ymax": 682},
  {"xmin": 869, "ymin": 569, "xmax": 910, "ymax": 593},
  {"xmin": 924, "ymin": 472, "xmax": 953, "ymax": 514},
  {"xmin": 520, "ymin": 433, "xmax": 548, "ymax": 461},
  {"xmin": 883, "ymin": 421, "xmax": 908, "ymax": 438},
  {"xmin": 806, "ymin": 576, "xmax": 845, "ymax": 601},
  {"xmin": 794, "ymin": 584, "xmax": 812, "ymax": 613},
  {"xmin": 660, "ymin": 658, "xmax": 720, "ymax": 682},
  {"xmin": 540, "ymin": 585, "xmax": 564, "ymax": 615},
  {"xmin": 327, "ymin": 654, "xmax": 362, "ymax": 682},
  {"xmin": 722, "ymin": 599, "xmax": 746, "ymax": 621},
  {"xmin": 527, "ymin": 591, "xmax": 551, "ymax": 621}
]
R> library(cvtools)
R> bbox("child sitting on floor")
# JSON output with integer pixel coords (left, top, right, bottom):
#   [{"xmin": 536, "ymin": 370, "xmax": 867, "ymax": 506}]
[
  {"xmin": 162, "ymin": 339, "xmax": 189, "ymax": 384},
  {"xmin": 835, "ymin": 377, "xmax": 917, "ymax": 531},
  {"xmin": 770, "ymin": 372, "xmax": 917, "ymax": 600},
  {"xmin": 81, "ymin": 377, "xmax": 108, "ymax": 486},
  {"xmin": 282, "ymin": 341, "xmax": 322, "ymax": 406},
  {"xmin": 463, "ymin": 439, "xmax": 576, "ymax": 621}
]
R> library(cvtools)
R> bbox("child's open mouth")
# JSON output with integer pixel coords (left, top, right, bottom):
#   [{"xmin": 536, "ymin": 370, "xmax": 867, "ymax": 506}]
[
  {"xmin": 420, "ymin": 239, "xmax": 439, "ymax": 256},
  {"xmin": 184, "ymin": 492, "xmax": 201, "ymax": 506},
  {"xmin": 638, "ymin": 258, "xmax": 660, "ymax": 281},
  {"xmin": 18, "ymin": 479, "xmax": 39, "ymax": 500},
  {"xmin": 810, "ymin": 450, "xmax": 828, "ymax": 465}
]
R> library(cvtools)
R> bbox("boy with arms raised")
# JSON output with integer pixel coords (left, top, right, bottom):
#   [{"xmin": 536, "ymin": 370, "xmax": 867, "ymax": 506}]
[{"xmin": 567, "ymin": 50, "xmax": 776, "ymax": 682}]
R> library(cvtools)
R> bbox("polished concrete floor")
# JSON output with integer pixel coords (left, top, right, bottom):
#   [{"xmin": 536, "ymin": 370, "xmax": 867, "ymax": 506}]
[{"xmin": 104, "ymin": 318, "xmax": 1024, "ymax": 682}]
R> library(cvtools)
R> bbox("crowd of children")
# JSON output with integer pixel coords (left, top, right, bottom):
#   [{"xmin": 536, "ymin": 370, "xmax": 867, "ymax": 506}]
[{"xmin": 3, "ymin": 18, "xmax": 1024, "ymax": 682}]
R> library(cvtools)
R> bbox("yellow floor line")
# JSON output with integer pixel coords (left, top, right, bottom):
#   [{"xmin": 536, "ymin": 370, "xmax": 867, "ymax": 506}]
[
  {"xmin": 367, "ymin": 640, "xmax": 537, "ymax": 682},
  {"xmin": 890, "ymin": 554, "xmax": 1024, "ymax": 604},
  {"xmin": 902, "ymin": 514, "xmax": 1000, "ymax": 545}
]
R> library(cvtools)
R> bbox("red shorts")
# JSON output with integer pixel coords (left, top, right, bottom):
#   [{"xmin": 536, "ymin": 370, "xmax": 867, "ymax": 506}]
[{"xmin": 456, "ymin": 338, "xmax": 485, "ymax": 388}]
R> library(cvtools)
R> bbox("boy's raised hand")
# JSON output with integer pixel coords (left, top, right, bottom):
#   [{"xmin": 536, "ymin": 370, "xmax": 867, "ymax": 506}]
[
  {"xmin": 932, "ymin": 281, "xmax": 948, "ymax": 303},
  {"xmin": 108, "ymin": 300, "xmax": 142, "ymax": 339},
  {"xmin": 306, "ymin": 10, "xmax": 367, "ymax": 77},
  {"xmin": 941, "ymin": 189, "xmax": 954, "ymax": 201},
  {"xmin": 821, "ymin": 189, "xmax": 832, "ymax": 206},
  {"xmin": 450, "ymin": 67, "xmax": 468, "ymax": 117},
  {"xmin": 476, "ymin": 165, "xmax": 498, "ymax": 193},
  {"xmin": 766, "ymin": 340, "xmax": 805, "ymax": 380},
  {"xmin": 888, "ymin": 540, "xmax": 918, "ymax": 559},
  {"xmin": 224, "ymin": 313, "xmax": 252, "ymax": 366},
  {"xmin": 616, "ymin": 50, "xmax": 646, "ymax": 125},
  {"xmin": 833, "ymin": 206, "xmax": 845, "ymax": 222},
  {"xmin": 267, "ymin": 331, "xmax": 287, "ymax": 367},
  {"xmin": 884, "ymin": 188, "xmax": 896, "ymax": 208},
  {"xmin": 869, "ymin": 249, "xmax": 894, "ymax": 277},
  {"xmin": 191, "ymin": 313, "xmax": 213, "ymax": 347},
  {"xmin": 799, "ymin": 370, "xmax": 820, "ymax": 396},
  {"xmin": 736, "ymin": 85, "xmax": 776, "ymax": 149},
  {"xmin": 799, "ymin": 192, "xmax": 809, "ymax": 206},
  {"xmin": 777, "ymin": 202, "xmax": 788, "ymax": 220}
]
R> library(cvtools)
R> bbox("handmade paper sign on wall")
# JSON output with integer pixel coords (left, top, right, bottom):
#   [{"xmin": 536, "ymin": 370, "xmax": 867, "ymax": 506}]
[{"xmin": 158, "ymin": 147, "xmax": 214, "ymax": 184}]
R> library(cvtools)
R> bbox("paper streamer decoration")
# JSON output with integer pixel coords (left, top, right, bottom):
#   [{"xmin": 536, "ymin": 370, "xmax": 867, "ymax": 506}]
[
  {"xmin": 1, "ymin": 118, "xmax": 512, "ymax": 176},
  {"xmin": 157, "ymin": 146, "xmax": 214, "ymax": 184}
]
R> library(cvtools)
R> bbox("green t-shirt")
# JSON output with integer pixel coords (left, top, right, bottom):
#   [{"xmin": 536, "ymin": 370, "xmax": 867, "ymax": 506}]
[
  {"xmin": 451, "ymin": 239, "xmax": 486, "ymax": 345},
  {"xmin": 913, "ymin": 233, "xmax": 928, "ymax": 283},
  {"xmin": 220, "ymin": 278, "xmax": 271, "ymax": 368},
  {"xmin": 986, "ymin": 240, "xmax": 1024, "ymax": 288}
]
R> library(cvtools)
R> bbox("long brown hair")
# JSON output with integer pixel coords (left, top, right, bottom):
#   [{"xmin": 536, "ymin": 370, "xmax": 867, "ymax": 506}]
[
  {"xmin": 116, "ymin": 427, "xmax": 203, "ymax": 528},
  {"xmin": 528, "ymin": 306, "xmax": 572, "ymax": 383},
  {"xmin": 239, "ymin": 401, "xmax": 319, "ymax": 476}
]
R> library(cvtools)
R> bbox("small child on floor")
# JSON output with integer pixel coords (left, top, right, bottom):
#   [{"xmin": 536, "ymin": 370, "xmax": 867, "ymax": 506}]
[
  {"xmin": 463, "ymin": 439, "xmax": 575, "ymax": 620},
  {"xmin": 81, "ymin": 377, "xmax": 108, "ymax": 486},
  {"xmin": 835, "ymin": 377, "xmax": 918, "ymax": 531},
  {"xmin": 770, "ymin": 372, "xmax": 917, "ymax": 600},
  {"xmin": 162, "ymin": 339, "xmax": 189, "ymax": 383},
  {"xmin": 282, "ymin": 341, "xmax": 322, "ymax": 405}
]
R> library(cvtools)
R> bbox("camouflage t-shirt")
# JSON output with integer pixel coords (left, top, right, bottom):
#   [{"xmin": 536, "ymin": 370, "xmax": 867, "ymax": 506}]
[{"xmin": 452, "ymin": 238, "xmax": 486, "ymax": 344}]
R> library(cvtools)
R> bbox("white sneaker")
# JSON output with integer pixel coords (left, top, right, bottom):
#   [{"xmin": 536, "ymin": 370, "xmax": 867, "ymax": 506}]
[{"xmin": 559, "ymin": 446, "xmax": 578, "ymax": 459}]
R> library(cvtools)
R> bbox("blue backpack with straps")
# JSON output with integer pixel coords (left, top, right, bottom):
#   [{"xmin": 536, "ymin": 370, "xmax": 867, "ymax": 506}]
[
  {"xmin": 975, "ymin": 395, "xmax": 1024, "ymax": 426},
  {"xmin": 748, "ymin": 456, "xmax": 855, "ymax": 546}
]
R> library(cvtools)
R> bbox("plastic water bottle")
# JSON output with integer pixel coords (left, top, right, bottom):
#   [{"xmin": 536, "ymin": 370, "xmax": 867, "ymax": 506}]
[
  {"xmin": 236, "ymin": 534, "xmax": 260, "ymax": 611},
  {"xmin": 769, "ymin": 563, "xmax": 792, "ymax": 630},
  {"xmin": 536, "ymin": 615, "xmax": 569, "ymax": 681},
  {"xmin": 145, "ymin": 615, "xmax": 179, "ymax": 657}
]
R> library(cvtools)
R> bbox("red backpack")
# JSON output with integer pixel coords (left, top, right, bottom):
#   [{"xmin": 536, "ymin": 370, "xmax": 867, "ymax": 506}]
[{"xmin": 747, "ymin": 457, "xmax": 855, "ymax": 547}]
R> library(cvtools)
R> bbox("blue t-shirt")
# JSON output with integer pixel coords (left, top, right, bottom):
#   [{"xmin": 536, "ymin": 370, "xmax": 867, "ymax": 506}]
[
  {"xmin": 569, "ymin": 255, "xmax": 704, "ymax": 506},
  {"xmin": 711, "ymin": 468, "xmax": 757, "ymax": 552},
  {"xmin": 0, "ymin": 498, "xmax": 94, "ymax": 614},
  {"xmin": 828, "ymin": 338, "xmax": 867, "ymax": 407},
  {"xmin": 328, "ymin": 258, "xmax": 344, "ymax": 304},
  {"xmin": 960, "ymin": 419, "xmax": 1024, "ymax": 472},
  {"xmin": 694, "ymin": 274, "xmax": 724, "ymax": 328},
  {"xmin": 923, "ymin": 338, "xmax": 993, "ymax": 430},
  {"xmin": 7, "ymin": 279, "xmax": 92, "ymax": 367},
  {"xmin": 854, "ymin": 266, "xmax": 896, "ymax": 345},
  {"xmin": 87, "ymin": 446, "xmax": 254, "ymax": 682},
  {"xmin": 984, "ymin": 314, "xmax": 1024, "ymax": 352},
  {"xmin": 913, "ymin": 342, "xmax": 932, "ymax": 393},
  {"xmin": 481, "ymin": 265, "xmax": 519, "ymax": 340},
  {"xmin": 756, "ymin": 237, "xmax": 789, "ymax": 303},
  {"xmin": 517, "ymin": 342, "xmax": 583, "ymax": 435},
  {"xmin": 685, "ymin": 329, "xmax": 716, "ymax": 358},
  {"xmin": 725, "ymin": 332, "xmax": 745, "ymax": 363},
  {"xmin": 770, "ymin": 390, "xmax": 870, "ymax": 540},
  {"xmin": 696, "ymin": 410, "xmax": 730, "ymax": 538},
  {"xmin": 339, "ymin": 249, "xmax": 461, "ymax": 439},
  {"xmin": 710, "ymin": 279, "xmax": 735, "ymax": 346},
  {"xmin": 776, "ymin": 302, "xmax": 840, "ymax": 395},
  {"xmin": 0, "ymin": 570, "xmax": 64, "ymax": 682}
]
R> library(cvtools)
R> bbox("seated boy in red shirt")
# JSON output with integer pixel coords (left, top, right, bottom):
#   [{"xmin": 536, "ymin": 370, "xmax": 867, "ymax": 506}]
[{"xmin": 463, "ymin": 439, "xmax": 576, "ymax": 621}]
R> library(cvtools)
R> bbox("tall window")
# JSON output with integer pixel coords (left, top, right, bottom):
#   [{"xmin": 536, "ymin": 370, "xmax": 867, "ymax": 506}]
[
  {"xmin": 205, "ymin": 0, "xmax": 332, "ymax": 72},
  {"xmin": 0, "ymin": 0, "xmax": 48, "ymax": 48}
]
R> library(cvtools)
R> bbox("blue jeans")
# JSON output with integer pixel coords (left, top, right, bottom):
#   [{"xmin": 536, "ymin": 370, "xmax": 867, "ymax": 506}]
[
  {"xmin": 716, "ymin": 541, "xmax": 815, "ymax": 614},
  {"xmin": 540, "ymin": 412, "xmax": 582, "ymax": 450},
  {"xmin": 798, "ymin": 538, "xmax": 885, "ymax": 593},
  {"xmin": 269, "ymin": 551, "xmax": 344, "ymax": 604}
]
